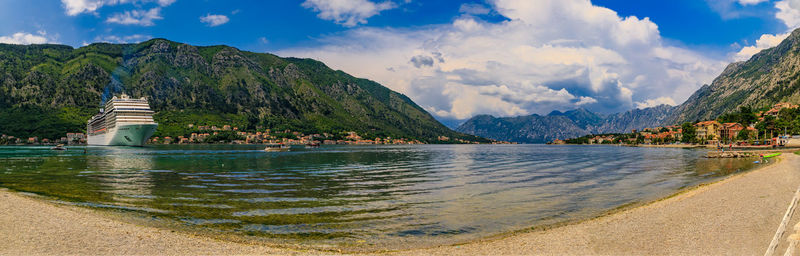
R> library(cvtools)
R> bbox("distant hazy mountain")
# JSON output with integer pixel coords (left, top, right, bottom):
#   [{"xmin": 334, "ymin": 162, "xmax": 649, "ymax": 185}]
[
  {"xmin": 596, "ymin": 105, "xmax": 674, "ymax": 134},
  {"xmin": 458, "ymin": 27, "xmax": 800, "ymax": 143},
  {"xmin": 456, "ymin": 105, "xmax": 675, "ymax": 143},
  {"xmin": 455, "ymin": 113, "xmax": 588, "ymax": 144}
]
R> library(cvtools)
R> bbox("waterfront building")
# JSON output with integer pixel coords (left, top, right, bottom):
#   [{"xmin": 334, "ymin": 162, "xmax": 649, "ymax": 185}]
[
  {"xmin": 695, "ymin": 121, "xmax": 722, "ymax": 142},
  {"xmin": 345, "ymin": 131, "xmax": 362, "ymax": 140},
  {"xmin": 66, "ymin": 133, "xmax": 86, "ymax": 144},
  {"xmin": 720, "ymin": 123, "xmax": 744, "ymax": 140}
]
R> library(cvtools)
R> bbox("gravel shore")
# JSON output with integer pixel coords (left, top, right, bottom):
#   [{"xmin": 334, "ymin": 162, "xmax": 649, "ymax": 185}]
[{"xmin": 2, "ymin": 154, "xmax": 799, "ymax": 255}]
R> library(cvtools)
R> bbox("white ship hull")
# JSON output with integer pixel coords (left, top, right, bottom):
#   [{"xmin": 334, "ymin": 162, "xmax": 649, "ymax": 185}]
[{"xmin": 88, "ymin": 123, "xmax": 158, "ymax": 146}]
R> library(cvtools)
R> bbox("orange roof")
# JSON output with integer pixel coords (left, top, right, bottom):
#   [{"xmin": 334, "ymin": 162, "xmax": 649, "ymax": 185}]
[
  {"xmin": 695, "ymin": 120, "xmax": 720, "ymax": 126},
  {"xmin": 722, "ymin": 122, "xmax": 743, "ymax": 128}
]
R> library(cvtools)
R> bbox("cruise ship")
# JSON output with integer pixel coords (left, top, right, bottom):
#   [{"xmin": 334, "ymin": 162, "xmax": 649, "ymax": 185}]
[{"xmin": 87, "ymin": 94, "xmax": 158, "ymax": 146}]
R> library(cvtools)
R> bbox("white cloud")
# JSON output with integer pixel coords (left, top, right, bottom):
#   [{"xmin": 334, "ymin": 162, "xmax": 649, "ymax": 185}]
[
  {"xmin": 301, "ymin": 0, "xmax": 396, "ymax": 27},
  {"xmin": 459, "ymin": 3, "xmax": 491, "ymax": 15},
  {"xmin": 734, "ymin": 0, "xmax": 800, "ymax": 62},
  {"xmin": 259, "ymin": 37, "xmax": 269, "ymax": 44},
  {"xmin": 776, "ymin": 0, "xmax": 800, "ymax": 29},
  {"xmin": 61, "ymin": 0, "xmax": 105, "ymax": 15},
  {"xmin": 157, "ymin": 0, "xmax": 175, "ymax": 6},
  {"xmin": 93, "ymin": 34, "xmax": 151, "ymax": 44},
  {"xmin": 106, "ymin": 8, "xmax": 162, "ymax": 26},
  {"xmin": 737, "ymin": 0, "xmax": 769, "ymax": 5},
  {"xmin": 280, "ymin": 0, "xmax": 726, "ymax": 119},
  {"xmin": 635, "ymin": 97, "xmax": 676, "ymax": 109},
  {"xmin": 735, "ymin": 32, "xmax": 790, "ymax": 60},
  {"xmin": 0, "ymin": 32, "xmax": 51, "ymax": 45},
  {"xmin": 200, "ymin": 14, "xmax": 230, "ymax": 27},
  {"xmin": 60, "ymin": 0, "xmax": 176, "ymax": 16}
]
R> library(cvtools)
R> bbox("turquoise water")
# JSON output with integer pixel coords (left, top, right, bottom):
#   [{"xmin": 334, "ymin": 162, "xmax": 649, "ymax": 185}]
[{"xmin": 0, "ymin": 144, "xmax": 755, "ymax": 249}]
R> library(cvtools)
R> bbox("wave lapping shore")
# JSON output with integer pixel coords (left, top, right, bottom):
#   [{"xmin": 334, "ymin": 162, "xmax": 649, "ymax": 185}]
[
  {"xmin": 398, "ymin": 154, "xmax": 800, "ymax": 255},
  {"xmin": 1, "ymin": 154, "xmax": 800, "ymax": 255}
]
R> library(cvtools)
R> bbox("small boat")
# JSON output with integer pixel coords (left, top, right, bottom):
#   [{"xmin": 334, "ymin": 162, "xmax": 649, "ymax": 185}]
[
  {"xmin": 305, "ymin": 142, "xmax": 321, "ymax": 149},
  {"xmin": 264, "ymin": 143, "xmax": 290, "ymax": 152},
  {"xmin": 51, "ymin": 144, "xmax": 67, "ymax": 151}
]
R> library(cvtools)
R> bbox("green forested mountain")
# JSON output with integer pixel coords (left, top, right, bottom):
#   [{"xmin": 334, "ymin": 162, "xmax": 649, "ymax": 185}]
[
  {"xmin": 0, "ymin": 39, "xmax": 484, "ymax": 142},
  {"xmin": 667, "ymin": 28, "xmax": 800, "ymax": 123}
]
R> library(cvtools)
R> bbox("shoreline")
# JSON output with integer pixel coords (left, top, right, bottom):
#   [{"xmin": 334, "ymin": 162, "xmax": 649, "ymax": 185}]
[
  {"xmin": 1, "ymin": 154, "xmax": 799, "ymax": 255},
  {"xmin": 397, "ymin": 153, "xmax": 800, "ymax": 255}
]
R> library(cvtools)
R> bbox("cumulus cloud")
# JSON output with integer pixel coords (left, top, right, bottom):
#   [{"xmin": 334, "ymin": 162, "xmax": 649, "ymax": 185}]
[
  {"xmin": 157, "ymin": 0, "xmax": 175, "ymax": 6},
  {"xmin": 301, "ymin": 0, "xmax": 396, "ymax": 27},
  {"xmin": 93, "ymin": 34, "xmax": 151, "ymax": 44},
  {"xmin": 459, "ymin": 3, "xmax": 491, "ymax": 15},
  {"xmin": 60, "ymin": 0, "xmax": 176, "ymax": 15},
  {"xmin": 0, "ymin": 32, "xmax": 51, "ymax": 45},
  {"xmin": 734, "ymin": 0, "xmax": 800, "ymax": 62},
  {"xmin": 281, "ymin": 0, "xmax": 726, "ymax": 120},
  {"xmin": 106, "ymin": 8, "xmax": 162, "ymax": 26},
  {"xmin": 776, "ymin": 0, "xmax": 800, "ymax": 29},
  {"xmin": 735, "ymin": 32, "xmax": 790, "ymax": 60},
  {"xmin": 635, "ymin": 97, "xmax": 677, "ymax": 109},
  {"xmin": 410, "ymin": 55, "xmax": 434, "ymax": 68},
  {"xmin": 737, "ymin": 0, "xmax": 769, "ymax": 5},
  {"xmin": 61, "ymin": 0, "xmax": 105, "ymax": 15},
  {"xmin": 200, "ymin": 14, "xmax": 229, "ymax": 27}
]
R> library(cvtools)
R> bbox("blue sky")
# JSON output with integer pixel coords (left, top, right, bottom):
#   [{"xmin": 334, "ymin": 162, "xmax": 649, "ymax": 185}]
[
  {"xmin": 1, "ymin": 0, "xmax": 799, "ymax": 124},
  {"xmin": 0, "ymin": 1, "xmax": 788, "ymax": 54}
]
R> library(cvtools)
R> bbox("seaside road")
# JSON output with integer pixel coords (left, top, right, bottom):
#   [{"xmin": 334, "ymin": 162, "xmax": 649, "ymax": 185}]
[{"xmin": 398, "ymin": 153, "xmax": 800, "ymax": 256}]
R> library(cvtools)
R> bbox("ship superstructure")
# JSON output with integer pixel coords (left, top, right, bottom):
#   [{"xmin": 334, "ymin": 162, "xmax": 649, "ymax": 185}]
[{"xmin": 87, "ymin": 94, "xmax": 158, "ymax": 146}]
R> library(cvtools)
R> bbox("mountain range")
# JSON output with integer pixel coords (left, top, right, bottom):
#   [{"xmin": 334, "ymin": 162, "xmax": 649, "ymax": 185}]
[
  {"xmin": 456, "ymin": 105, "xmax": 674, "ymax": 143},
  {"xmin": 457, "ymin": 27, "xmax": 800, "ymax": 143},
  {"xmin": 0, "ymin": 39, "xmax": 485, "ymax": 142},
  {"xmin": 6, "ymin": 26, "xmax": 800, "ymax": 144}
]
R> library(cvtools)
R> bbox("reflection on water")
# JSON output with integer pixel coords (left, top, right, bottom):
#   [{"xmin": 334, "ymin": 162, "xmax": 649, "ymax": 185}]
[{"xmin": 0, "ymin": 144, "xmax": 756, "ymax": 249}]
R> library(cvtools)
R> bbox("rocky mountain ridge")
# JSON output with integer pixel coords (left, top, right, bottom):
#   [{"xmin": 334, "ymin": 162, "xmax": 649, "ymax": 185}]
[
  {"xmin": 456, "ymin": 105, "xmax": 674, "ymax": 143},
  {"xmin": 666, "ymin": 28, "xmax": 800, "ymax": 123}
]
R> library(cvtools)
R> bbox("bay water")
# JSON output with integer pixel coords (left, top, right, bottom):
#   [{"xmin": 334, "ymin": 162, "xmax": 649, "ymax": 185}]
[{"xmin": 0, "ymin": 144, "xmax": 756, "ymax": 249}]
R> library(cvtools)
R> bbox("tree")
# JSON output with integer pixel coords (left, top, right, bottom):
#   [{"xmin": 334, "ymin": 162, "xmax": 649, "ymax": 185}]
[
  {"xmin": 736, "ymin": 129, "xmax": 750, "ymax": 141},
  {"xmin": 739, "ymin": 106, "xmax": 757, "ymax": 126},
  {"xmin": 681, "ymin": 122, "xmax": 696, "ymax": 144},
  {"xmin": 659, "ymin": 127, "xmax": 670, "ymax": 133},
  {"xmin": 756, "ymin": 115, "xmax": 777, "ymax": 138}
]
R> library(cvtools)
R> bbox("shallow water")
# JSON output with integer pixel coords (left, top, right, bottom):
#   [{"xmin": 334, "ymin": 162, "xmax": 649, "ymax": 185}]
[{"xmin": 0, "ymin": 144, "xmax": 756, "ymax": 249}]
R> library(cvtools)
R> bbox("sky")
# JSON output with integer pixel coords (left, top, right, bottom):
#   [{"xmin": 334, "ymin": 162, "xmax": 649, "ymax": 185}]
[{"xmin": 1, "ymin": 0, "xmax": 799, "ymax": 126}]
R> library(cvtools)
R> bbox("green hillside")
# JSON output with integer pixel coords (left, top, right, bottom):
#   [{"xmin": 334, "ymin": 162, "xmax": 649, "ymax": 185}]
[{"xmin": 0, "ymin": 39, "xmax": 485, "ymax": 143}]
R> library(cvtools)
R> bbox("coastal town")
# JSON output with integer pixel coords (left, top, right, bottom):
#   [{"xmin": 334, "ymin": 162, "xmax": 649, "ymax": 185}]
[
  {"xmin": 553, "ymin": 102, "xmax": 800, "ymax": 147},
  {"xmin": 149, "ymin": 125, "xmax": 436, "ymax": 145},
  {"xmin": 0, "ymin": 124, "xmax": 502, "ymax": 146}
]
